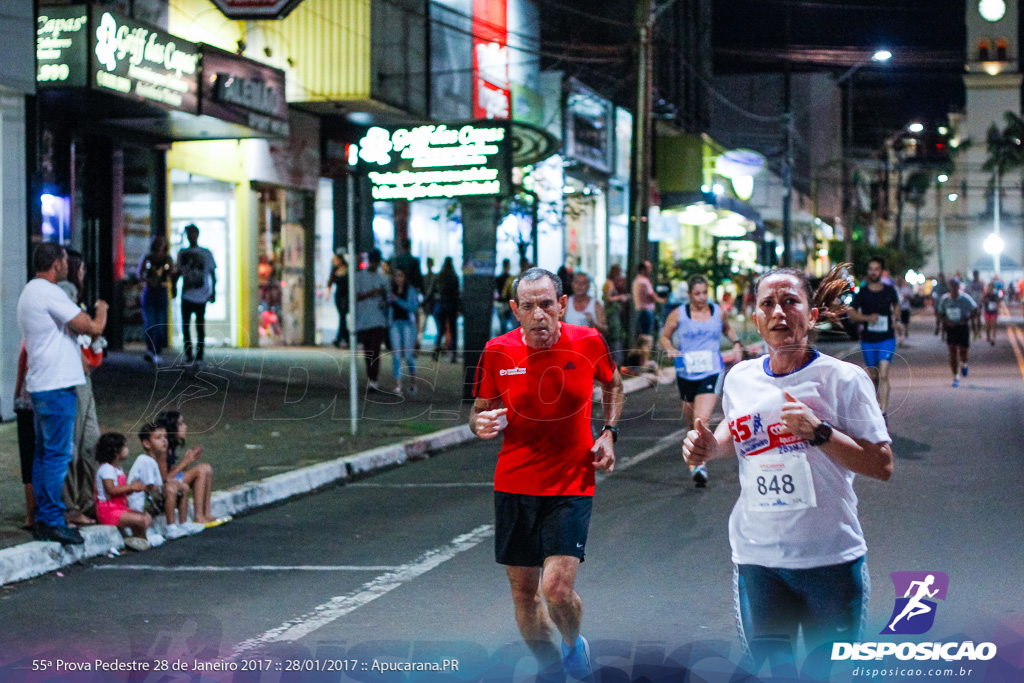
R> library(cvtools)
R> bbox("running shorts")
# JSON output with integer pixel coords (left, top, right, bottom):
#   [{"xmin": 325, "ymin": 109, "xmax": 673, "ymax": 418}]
[
  {"xmin": 860, "ymin": 338, "xmax": 896, "ymax": 367},
  {"xmin": 900, "ymin": 309, "xmax": 910, "ymax": 326},
  {"xmin": 946, "ymin": 325, "xmax": 970, "ymax": 348},
  {"xmin": 676, "ymin": 374, "xmax": 719, "ymax": 402},
  {"xmin": 984, "ymin": 312, "xmax": 998, "ymax": 322},
  {"xmin": 494, "ymin": 492, "xmax": 592, "ymax": 566}
]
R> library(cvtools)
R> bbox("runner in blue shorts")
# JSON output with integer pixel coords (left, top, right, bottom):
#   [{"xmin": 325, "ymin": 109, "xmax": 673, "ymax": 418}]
[{"xmin": 849, "ymin": 258, "xmax": 900, "ymax": 419}]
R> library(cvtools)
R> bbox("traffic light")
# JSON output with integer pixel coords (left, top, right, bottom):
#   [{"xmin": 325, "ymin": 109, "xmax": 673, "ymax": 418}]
[{"xmin": 916, "ymin": 130, "xmax": 950, "ymax": 164}]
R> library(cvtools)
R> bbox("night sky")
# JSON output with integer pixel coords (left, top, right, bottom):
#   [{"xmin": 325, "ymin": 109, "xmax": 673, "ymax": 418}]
[{"xmin": 543, "ymin": 0, "xmax": 968, "ymax": 149}]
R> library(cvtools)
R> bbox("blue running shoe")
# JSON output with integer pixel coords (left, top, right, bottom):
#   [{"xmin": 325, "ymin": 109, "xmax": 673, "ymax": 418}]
[
  {"xmin": 961, "ymin": 365, "xmax": 968, "ymax": 377},
  {"xmin": 562, "ymin": 635, "xmax": 592, "ymax": 677},
  {"xmin": 952, "ymin": 378, "xmax": 960, "ymax": 388},
  {"xmin": 690, "ymin": 464, "xmax": 708, "ymax": 488}
]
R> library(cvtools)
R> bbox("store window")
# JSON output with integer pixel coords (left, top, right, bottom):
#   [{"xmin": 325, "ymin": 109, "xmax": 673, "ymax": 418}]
[
  {"xmin": 256, "ymin": 185, "xmax": 313, "ymax": 346},
  {"xmin": 169, "ymin": 169, "xmax": 236, "ymax": 348}
]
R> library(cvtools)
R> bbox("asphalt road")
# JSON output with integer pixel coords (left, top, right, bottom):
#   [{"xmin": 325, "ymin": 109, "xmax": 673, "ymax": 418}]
[{"xmin": 2, "ymin": 322, "xmax": 1023, "ymax": 682}]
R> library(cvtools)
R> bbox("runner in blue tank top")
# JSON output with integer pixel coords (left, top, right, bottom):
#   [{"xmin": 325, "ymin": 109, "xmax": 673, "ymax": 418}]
[{"xmin": 659, "ymin": 275, "xmax": 745, "ymax": 487}]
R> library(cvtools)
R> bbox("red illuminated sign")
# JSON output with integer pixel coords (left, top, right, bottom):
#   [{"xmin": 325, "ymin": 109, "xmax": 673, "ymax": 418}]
[{"xmin": 472, "ymin": 0, "xmax": 509, "ymax": 120}]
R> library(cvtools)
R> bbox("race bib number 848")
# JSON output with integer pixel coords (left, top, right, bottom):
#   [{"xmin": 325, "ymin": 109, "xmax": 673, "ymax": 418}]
[{"xmin": 730, "ymin": 413, "xmax": 818, "ymax": 512}]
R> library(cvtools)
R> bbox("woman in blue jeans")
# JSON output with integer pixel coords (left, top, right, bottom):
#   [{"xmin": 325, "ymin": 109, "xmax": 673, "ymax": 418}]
[
  {"xmin": 137, "ymin": 235, "xmax": 176, "ymax": 365},
  {"xmin": 388, "ymin": 268, "xmax": 420, "ymax": 395},
  {"xmin": 684, "ymin": 265, "xmax": 894, "ymax": 668}
]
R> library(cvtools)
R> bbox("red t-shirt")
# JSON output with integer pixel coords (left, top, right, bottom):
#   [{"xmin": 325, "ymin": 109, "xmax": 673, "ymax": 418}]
[{"xmin": 474, "ymin": 323, "xmax": 617, "ymax": 496}]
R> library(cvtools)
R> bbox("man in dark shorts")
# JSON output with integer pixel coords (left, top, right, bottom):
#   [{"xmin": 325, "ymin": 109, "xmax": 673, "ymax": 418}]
[
  {"xmin": 848, "ymin": 257, "xmax": 901, "ymax": 417},
  {"xmin": 471, "ymin": 268, "xmax": 624, "ymax": 677},
  {"xmin": 936, "ymin": 278, "xmax": 978, "ymax": 387}
]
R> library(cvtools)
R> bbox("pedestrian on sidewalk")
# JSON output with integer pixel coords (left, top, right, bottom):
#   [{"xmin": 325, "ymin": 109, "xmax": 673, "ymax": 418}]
[
  {"xmin": 564, "ymin": 271, "xmax": 607, "ymax": 336},
  {"xmin": 14, "ymin": 341, "xmax": 36, "ymax": 530},
  {"xmin": 137, "ymin": 235, "xmax": 175, "ymax": 365},
  {"xmin": 420, "ymin": 257, "xmax": 438, "ymax": 348},
  {"xmin": 157, "ymin": 411, "xmax": 217, "ymax": 525},
  {"xmin": 495, "ymin": 258, "xmax": 515, "ymax": 334},
  {"xmin": 660, "ymin": 274, "xmax": 743, "ymax": 488},
  {"xmin": 631, "ymin": 260, "xmax": 665, "ymax": 366},
  {"xmin": 354, "ymin": 248, "xmax": 390, "ymax": 392},
  {"xmin": 937, "ymin": 278, "xmax": 978, "ymax": 387},
  {"xmin": 17, "ymin": 242, "xmax": 108, "ymax": 545},
  {"xmin": 327, "ymin": 251, "xmax": 350, "ymax": 348},
  {"xmin": 931, "ymin": 273, "xmax": 948, "ymax": 338},
  {"xmin": 432, "ymin": 257, "xmax": 461, "ymax": 362},
  {"xmin": 602, "ymin": 264, "xmax": 629, "ymax": 366},
  {"xmin": 388, "ymin": 268, "xmax": 420, "ymax": 395},
  {"xmin": 58, "ymin": 250, "xmax": 103, "ymax": 527},
  {"xmin": 684, "ymin": 264, "xmax": 893, "ymax": 669},
  {"xmin": 176, "ymin": 224, "xmax": 217, "ymax": 364},
  {"xmin": 966, "ymin": 270, "xmax": 986, "ymax": 341},
  {"xmin": 471, "ymin": 267, "xmax": 624, "ymax": 676},
  {"xmin": 94, "ymin": 433, "xmax": 152, "ymax": 551}
]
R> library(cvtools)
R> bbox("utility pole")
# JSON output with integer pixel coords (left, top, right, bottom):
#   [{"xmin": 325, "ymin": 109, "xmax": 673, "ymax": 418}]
[
  {"xmin": 936, "ymin": 179, "xmax": 946, "ymax": 275},
  {"xmin": 628, "ymin": 0, "xmax": 654, "ymax": 340},
  {"xmin": 781, "ymin": 72, "xmax": 793, "ymax": 267},
  {"xmin": 843, "ymin": 79, "xmax": 854, "ymax": 264}
]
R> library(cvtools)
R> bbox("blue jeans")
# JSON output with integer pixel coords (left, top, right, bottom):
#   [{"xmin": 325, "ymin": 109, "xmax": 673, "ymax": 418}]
[
  {"xmin": 31, "ymin": 387, "xmax": 78, "ymax": 527},
  {"xmin": 390, "ymin": 320, "xmax": 417, "ymax": 379},
  {"xmin": 734, "ymin": 557, "xmax": 868, "ymax": 668},
  {"xmin": 141, "ymin": 286, "xmax": 169, "ymax": 354},
  {"xmin": 637, "ymin": 309, "xmax": 655, "ymax": 336}
]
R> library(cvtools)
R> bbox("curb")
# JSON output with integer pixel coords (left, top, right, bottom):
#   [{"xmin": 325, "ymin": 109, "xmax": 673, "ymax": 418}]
[{"xmin": 0, "ymin": 369, "xmax": 676, "ymax": 588}]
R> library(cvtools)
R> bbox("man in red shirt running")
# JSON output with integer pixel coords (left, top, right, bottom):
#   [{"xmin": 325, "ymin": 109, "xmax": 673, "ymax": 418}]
[{"xmin": 472, "ymin": 268, "xmax": 624, "ymax": 677}]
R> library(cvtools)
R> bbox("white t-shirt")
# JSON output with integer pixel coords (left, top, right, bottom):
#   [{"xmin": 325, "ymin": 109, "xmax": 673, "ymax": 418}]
[
  {"xmin": 127, "ymin": 453, "xmax": 163, "ymax": 512},
  {"xmin": 95, "ymin": 463, "xmax": 124, "ymax": 503},
  {"xmin": 722, "ymin": 352, "xmax": 890, "ymax": 569},
  {"xmin": 17, "ymin": 278, "xmax": 87, "ymax": 393}
]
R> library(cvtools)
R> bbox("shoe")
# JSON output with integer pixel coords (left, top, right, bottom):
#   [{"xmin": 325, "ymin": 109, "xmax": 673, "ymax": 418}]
[
  {"xmin": 183, "ymin": 522, "xmax": 205, "ymax": 534},
  {"xmin": 152, "ymin": 354, "xmax": 163, "ymax": 366},
  {"xmin": 952, "ymin": 379, "xmax": 960, "ymax": 388},
  {"xmin": 144, "ymin": 351, "xmax": 155, "ymax": 363},
  {"xmin": 146, "ymin": 529, "xmax": 166, "ymax": 547},
  {"xmin": 203, "ymin": 516, "xmax": 232, "ymax": 529},
  {"xmin": 690, "ymin": 464, "xmax": 708, "ymax": 488},
  {"xmin": 124, "ymin": 536, "xmax": 150, "ymax": 551},
  {"xmin": 409, "ymin": 384, "xmax": 418, "ymax": 396},
  {"xmin": 367, "ymin": 380, "xmax": 380, "ymax": 392},
  {"xmin": 33, "ymin": 522, "xmax": 85, "ymax": 545},
  {"xmin": 561, "ymin": 635, "xmax": 592, "ymax": 677},
  {"xmin": 961, "ymin": 366, "xmax": 968, "ymax": 377},
  {"xmin": 164, "ymin": 524, "xmax": 189, "ymax": 540},
  {"xmin": 395, "ymin": 384, "xmax": 404, "ymax": 396}
]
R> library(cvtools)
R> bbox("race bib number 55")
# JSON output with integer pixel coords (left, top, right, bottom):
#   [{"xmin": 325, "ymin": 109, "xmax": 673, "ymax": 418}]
[{"xmin": 730, "ymin": 414, "xmax": 818, "ymax": 512}]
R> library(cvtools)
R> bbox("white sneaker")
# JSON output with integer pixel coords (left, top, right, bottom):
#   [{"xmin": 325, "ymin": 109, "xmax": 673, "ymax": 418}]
[
  {"xmin": 164, "ymin": 524, "xmax": 189, "ymax": 540},
  {"xmin": 183, "ymin": 522, "xmax": 205, "ymax": 534},
  {"xmin": 124, "ymin": 536, "xmax": 151, "ymax": 552},
  {"xmin": 146, "ymin": 529, "xmax": 166, "ymax": 547}
]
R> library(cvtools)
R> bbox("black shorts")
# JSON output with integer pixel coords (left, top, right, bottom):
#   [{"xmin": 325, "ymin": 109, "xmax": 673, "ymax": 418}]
[
  {"xmin": 900, "ymin": 309, "xmax": 910, "ymax": 326},
  {"xmin": 946, "ymin": 325, "xmax": 970, "ymax": 348},
  {"xmin": 676, "ymin": 374, "xmax": 719, "ymax": 402},
  {"xmin": 494, "ymin": 491, "xmax": 592, "ymax": 567}
]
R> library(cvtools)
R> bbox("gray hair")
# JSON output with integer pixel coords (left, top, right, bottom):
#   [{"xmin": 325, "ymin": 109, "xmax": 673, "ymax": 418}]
[{"xmin": 512, "ymin": 267, "xmax": 563, "ymax": 304}]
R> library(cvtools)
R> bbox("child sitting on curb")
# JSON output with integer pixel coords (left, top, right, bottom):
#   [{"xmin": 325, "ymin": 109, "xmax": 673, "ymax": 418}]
[
  {"xmin": 157, "ymin": 411, "xmax": 229, "ymax": 527},
  {"xmin": 94, "ymin": 433, "xmax": 152, "ymax": 551},
  {"xmin": 128, "ymin": 423, "xmax": 203, "ymax": 540}
]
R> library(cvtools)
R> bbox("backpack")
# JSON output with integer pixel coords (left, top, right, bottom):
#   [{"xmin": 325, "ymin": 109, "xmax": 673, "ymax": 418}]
[{"xmin": 181, "ymin": 250, "xmax": 206, "ymax": 291}]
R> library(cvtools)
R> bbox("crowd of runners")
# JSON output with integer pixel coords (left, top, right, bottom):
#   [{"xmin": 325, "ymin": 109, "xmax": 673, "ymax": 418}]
[{"xmin": 468, "ymin": 260, "xmax": 1012, "ymax": 678}]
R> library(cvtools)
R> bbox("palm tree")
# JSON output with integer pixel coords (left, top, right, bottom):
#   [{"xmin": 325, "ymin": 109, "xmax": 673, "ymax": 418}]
[{"xmin": 982, "ymin": 111, "xmax": 1024, "ymax": 215}]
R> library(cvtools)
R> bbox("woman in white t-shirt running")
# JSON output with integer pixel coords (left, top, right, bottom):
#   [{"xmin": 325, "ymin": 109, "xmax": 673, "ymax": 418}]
[{"xmin": 683, "ymin": 265, "xmax": 893, "ymax": 667}]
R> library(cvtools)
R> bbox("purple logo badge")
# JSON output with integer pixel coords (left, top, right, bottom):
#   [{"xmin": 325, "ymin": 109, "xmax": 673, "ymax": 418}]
[{"xmin": 881, "ymin": 571, "xmax": 949, "ymax": 635}]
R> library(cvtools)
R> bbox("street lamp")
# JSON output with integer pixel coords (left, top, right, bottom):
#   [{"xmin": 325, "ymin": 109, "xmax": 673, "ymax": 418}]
[
  {"xmin": 908, "ymin": 122, "xmax": 925, "ymax": 133},
  {"xmin": 984, "ymin": 232, "xmax": 1005, "ymax": 275},
  {"xmin": 841, "ymin": 48, "xmax": 893, "ymax": 263}
]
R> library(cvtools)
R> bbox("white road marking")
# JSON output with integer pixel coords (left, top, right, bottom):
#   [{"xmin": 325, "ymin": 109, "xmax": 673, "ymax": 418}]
[
  {"xmin": 348, "ymin": 482, "xmax": 493, "ymax": 488},
  {"xmin": 94, "ymin": 565, "xmax": 402, "ymax": 572},
  {"xmin": 228, "ymin": 523, "xmax": 495, "ymax": 659},
  {"xmin": 598, "ymin": 428, "xmax": 689, "ymax": 480}
]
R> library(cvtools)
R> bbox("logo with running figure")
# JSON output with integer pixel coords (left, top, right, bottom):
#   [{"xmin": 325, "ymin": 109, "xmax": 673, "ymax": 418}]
[{"xmin": 881, "ymin": 571, "xmax": 949, "ymax": 635}]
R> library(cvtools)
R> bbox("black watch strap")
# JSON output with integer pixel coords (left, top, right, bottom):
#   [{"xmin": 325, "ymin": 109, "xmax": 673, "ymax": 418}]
[
  {"xmin": 810, "ymin": 421, "xmax": 833, "ymax": 446},
  {"xmin": 602, "ymin": 425, "xmax": 619, "ymax": 443}
]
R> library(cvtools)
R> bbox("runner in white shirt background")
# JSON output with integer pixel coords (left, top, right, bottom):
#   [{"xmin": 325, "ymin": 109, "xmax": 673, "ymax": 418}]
[{"xmin": 683, "ymin": 264, "xmax": 893, "ymax": 670}]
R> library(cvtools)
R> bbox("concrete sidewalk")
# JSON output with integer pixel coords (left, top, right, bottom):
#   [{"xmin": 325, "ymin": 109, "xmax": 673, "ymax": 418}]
[{"xmin": 0, "ymin": 343, "xmax": 683, "ymax": 587}]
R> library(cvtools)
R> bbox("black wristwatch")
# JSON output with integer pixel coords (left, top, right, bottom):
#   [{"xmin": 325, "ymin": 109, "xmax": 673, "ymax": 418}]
[
  {"xmin": 810, "ymin": 421, "xmax": 833, "ymax": 446},
  {"xmin": 601, "ymin": 425, "xmax": 619, "ymax": 443}
]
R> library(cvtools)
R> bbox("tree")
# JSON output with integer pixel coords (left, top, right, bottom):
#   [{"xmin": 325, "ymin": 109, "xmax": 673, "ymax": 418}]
[{"xmin": 982, "ymin": 111, "xmax": 1024, "ymax": 206}]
